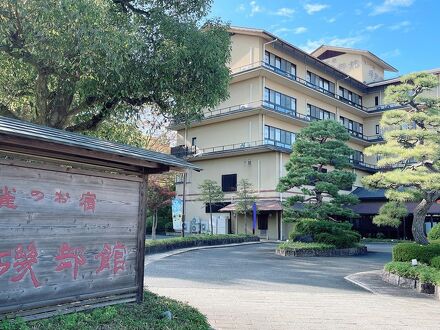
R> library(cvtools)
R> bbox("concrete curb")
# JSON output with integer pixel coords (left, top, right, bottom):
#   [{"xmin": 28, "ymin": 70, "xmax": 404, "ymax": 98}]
[
  {"xmin": 344, "ymin": 271, "xmax": 378, "ymax": 294},
  {"xmin": 145, "ymin": 241, "xmax": 264, "ymax": 266}
]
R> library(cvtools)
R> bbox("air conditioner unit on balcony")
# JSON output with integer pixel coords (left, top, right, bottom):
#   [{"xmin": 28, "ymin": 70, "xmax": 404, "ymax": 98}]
[{"xmin": 239, "ymin": 104, "xmax": 249, "ymax": 109}]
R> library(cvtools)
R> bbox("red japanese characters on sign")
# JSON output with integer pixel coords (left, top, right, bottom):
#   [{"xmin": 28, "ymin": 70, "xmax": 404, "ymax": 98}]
[
  {"xmin": 0, "ymin": 241, "xmax": 127, "ymax": 289},
  {"xmin": 54, "ymin": 191, "xmax": 70, "ymax": 204},
  {"xmin": 55, "ymin": 243, "xmax": 86, "ymax": 280},
  {"xmin": 0, "ymin": 187, "xmax": 98, "ymax": 212},
  {"xmin": 31, "ymin": 190, "xmax": 44, "ymax": 202},
  {"xmin": 96, "ymin": 242, "xmax": 127, "ymax": 275},
  {"xmin": 0, "ymin": 186, "xmax": 17, "ymax": 209},
  {"xmin": 80, "ymin": 192, "xmax": 97, "ymax": 212},
  {"xmin": 10, "ymin": 242, "xmax": 41, "ymax": 288},
  {"xmin": 0, "ymin": 251, "xmax": 11, "ymax": 276}
]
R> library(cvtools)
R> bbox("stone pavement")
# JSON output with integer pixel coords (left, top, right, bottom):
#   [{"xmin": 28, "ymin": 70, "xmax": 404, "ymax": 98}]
[{"xmin": 144, "ymin": 243, "xmax": 440, "ymax": 330}]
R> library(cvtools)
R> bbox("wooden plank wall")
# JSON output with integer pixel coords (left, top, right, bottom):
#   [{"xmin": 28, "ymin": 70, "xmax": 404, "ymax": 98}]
[{"xmin": 0, "ymin": 163, "xmax": 141, "ymax": 316}]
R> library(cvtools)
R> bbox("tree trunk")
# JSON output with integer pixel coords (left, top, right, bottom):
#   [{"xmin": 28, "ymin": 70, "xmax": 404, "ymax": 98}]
[
  {"xmin": 210, "ymin": 203, "xmax": 213, "ymax": 235},
  {"xmin": 152, "ymin": 210, "xmax": 158, "ymax": 240},
  {"xmin": 235, "ymin": 213, "xmax": 238, "ymax": 234},
  {"xmin": 244, "ymin": 213, "xmax": 247, "ymax": 234},
  {"xmin": 412, "ymin": 199, "xmax": 431, "ymax": 245}
]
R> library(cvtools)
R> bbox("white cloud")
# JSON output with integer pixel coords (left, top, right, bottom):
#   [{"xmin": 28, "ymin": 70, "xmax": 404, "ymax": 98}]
[
  {"xmin": 381, "ymin": 48, "xmax": 401, "ymax": 58},
  {"xmin": 326, "ymin": 17, "xmax": 337, "ymax": 23},
  {"xmin": 236, "ymin": 4, "xmax": 245, "ymax": 12},
  {"xmin": 249, "ymin": 1, "xmax": 263, "ymax": 16},
  {"xmin": 389, "ymin": 20, "xmax": 411, "ymax": 30},
  {"xmin": 366, "ymin": 24, "xmax": 384, "ymax": 31},
  {"xmin": 300, "ymin": 36, "xmax": 363, "ymax": 53},
  {"xmin": 293, "ymin": 27, "xmax": 308, "ymax": 34},
  {"xmin": 371, "ymin": 0, "xmax": 414, "ymax": 15},
  {"xmin": 274, "ymin": 7, "xmax": 295, "ymax": 17},
  {"xmin": 304, "ymin": 3, "xmax": 329, "ymax": 15},
  {"xmin": 274, "ymin": 27, "xmax": 308, "ymax": 35}
]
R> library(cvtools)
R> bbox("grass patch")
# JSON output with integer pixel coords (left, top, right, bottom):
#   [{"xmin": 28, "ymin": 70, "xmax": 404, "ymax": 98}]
[
  {"xmin": 0, "ymin": 291, "xmax": 210, "ymax": 330},
  {"xmin": 384, "ymin": 261, "xmax": 440, "ymax": 285},
  {"xmin": 145, "ymin": 234, "xmax": 258, "ymax": 248},
  {"xmin": 277, "ymin": 241, "xmax": 336, "ymax": 251}
]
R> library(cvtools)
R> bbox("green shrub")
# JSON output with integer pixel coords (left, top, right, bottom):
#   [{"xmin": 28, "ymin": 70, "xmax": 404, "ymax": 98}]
[
  {"xmin": 384, "ymin": 261, "xmax": 440, "ymax": 285},
  {"xmin": 392, "ymin": 243, "xmax": 440, "ymax": 264},
  {"xmin": 1, "ymin": 291, "xmax": 211, "ymax": 330},
  {"xmin": 428, "ymin": 223, "xmax": 440, "ymax": 241},
  {"xmin": 431, "ymin": 256, "xmax": 440, "ymax": 269},
  {"xmin": 290, "ymin": 219, "xmax": 361, "ymax": 249},
  {"xmin": 278, "ymin": 241, "xmax": 335, "ymax": 251}
]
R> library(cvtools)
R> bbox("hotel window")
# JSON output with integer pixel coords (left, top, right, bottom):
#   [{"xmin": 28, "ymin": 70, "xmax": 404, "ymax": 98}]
[
  {"xmin": 375, "ymin": 125, "xmax": 380, "ymax": 135},
  {"xmin": 264, "ymin": 88, "xmax": 296, "ymax": 113},
  {"xmin": 306, "ymin": 71, "xmax": 335, "ymax": 95},
  {"xmin": 307, "ymin": 104, "xmax": 335, "ymax": 121},
  {"xmin": 340, "ymin": 116, "xmax": 363, "ymax": 136},
  {"xmin": 264, "ymin": 125, "xmax": 296, "ymax": 149},
  {"xmin": 339, "ymin": 86, "xmax": 363, "ymax": 107},
  {"xmin": 375, "ymin": 96, "xmax": 379, "ymax": 106},
  {"xmin": 264, "ymin": 51, "xmax": 296, "ymax": 76},
  {"xmin": 350, "ymin": 150, "xmax": 365, "ymax": 164},
  {"xmin": 221, "ymin": 174, "xmax": 237, "ymax": 192}
]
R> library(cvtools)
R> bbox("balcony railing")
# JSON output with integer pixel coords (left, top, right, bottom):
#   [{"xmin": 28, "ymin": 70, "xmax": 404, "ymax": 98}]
[
  {"xmin": 230, "ymin": 61, "xmax": 405, "ymax": 113},
  {"xmin": 171, "ymin": 140, "xmax": 292, "ymax": 159},
  {"xmin": 171, "ymin": 100, "xmax": 383, "ymax": 143},
  {"xmin": 171, "ymin": 140, "xmax": 380, "ymax": 172},
  {"xmin": 345, "ymin": 129, "xmax": 383, "ymax": 142}
]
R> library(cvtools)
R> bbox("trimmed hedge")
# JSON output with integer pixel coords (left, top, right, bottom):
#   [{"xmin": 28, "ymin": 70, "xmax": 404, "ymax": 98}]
[
  {"xmin": 277, "ymin": 242, "xmax": 336, "ymax": 251},
  {"xmin": 145, "ymin": 234, "xmax": 259, "ymax": 254},
  {"xmin": 384, "ymin": 261, "xmax": 440, "ymax": 285},
  {"xmin": 392, "ymin": 243, "xmax": 440, "ymax": 264},
  {"xmin": 289, "ymin": 219, "xmax": 361, "ymax": 249},
  {"xmin": 428, "ymin": 223, "xmax": 440, "ymax": 241},
  {"xmin": 431, "ymin": 256, "xmax": 440, "ymax": 270}
]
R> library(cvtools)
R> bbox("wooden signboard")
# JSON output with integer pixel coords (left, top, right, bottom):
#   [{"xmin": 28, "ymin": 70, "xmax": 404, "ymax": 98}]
[{"xmin": 0, "ymin": 162, "xmax": 146, "ymax": 319}]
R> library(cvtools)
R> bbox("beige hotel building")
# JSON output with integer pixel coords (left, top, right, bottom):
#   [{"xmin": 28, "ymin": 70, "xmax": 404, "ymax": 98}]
[{"xmin": 170, "ymin": 26, "xmax": 440, "ymax": 240}]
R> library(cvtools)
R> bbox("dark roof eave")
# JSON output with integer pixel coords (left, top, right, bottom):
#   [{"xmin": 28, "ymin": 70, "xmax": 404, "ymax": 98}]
[{"xmin": 0, "ymin": 116, "xmax": 200, "ymax": 172}]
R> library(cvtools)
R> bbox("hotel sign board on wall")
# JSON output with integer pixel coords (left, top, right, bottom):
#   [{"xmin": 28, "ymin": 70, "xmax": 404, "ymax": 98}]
[{"xmin": 0, "ymin": 163, "xmax": 144, "ymax": 318}]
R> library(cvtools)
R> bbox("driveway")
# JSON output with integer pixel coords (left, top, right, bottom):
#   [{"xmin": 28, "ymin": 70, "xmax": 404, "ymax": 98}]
[{"xmin": 144, "ymin": 243, "xmax": 440, "ymax": 329}]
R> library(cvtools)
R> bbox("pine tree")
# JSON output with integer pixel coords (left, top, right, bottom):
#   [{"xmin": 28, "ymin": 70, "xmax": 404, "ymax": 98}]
[
  {"xmin": 199, "ymin": 180, "xmax": 224, "ymax": 234},
  {"xmin": 362, "ymin": 72, "xmax": 440, "ymax": 244},
  {"xmin": 235, "ymin": 179, "xmax": 256, "ymax": 234},
  {"xmin": 277, "ymin": 120, "xmax": 358, "ymax": 222}
]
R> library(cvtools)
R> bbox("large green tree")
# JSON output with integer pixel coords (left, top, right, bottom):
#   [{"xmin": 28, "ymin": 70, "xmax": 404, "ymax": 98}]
[
  {"xmin": 0, "ymin": 0, "xmax": 230, "ymax": 131},
  {"xmin": 277, "ymin": 120, "xmax": 358, "ymax": 222},
  {"xmin": 362, "ymin": 72, "xmax": 440, "ymax": 245}
]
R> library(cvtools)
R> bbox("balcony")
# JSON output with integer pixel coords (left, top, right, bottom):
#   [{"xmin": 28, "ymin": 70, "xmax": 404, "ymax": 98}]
[
  {"xmin": 172, "ymin": 140, "xmax": 380, "ymax": 173},
  {"xmin": 231, "ymin": 61, "xmax": 405, "ymax": 114},
  {"xmin": 170, "ymin": 145, "xmax": 196, "ymax": 158},
  {"xmin": 349, "ymin": 159, "xmax": 378, "ymax": 173},
  {"xmin": 170, "ymin": 100, "xmax": 383, "ymax": 144},
  {"xmin": 171, "ymin": 140, "xmax": 292, "ymax": 160}
]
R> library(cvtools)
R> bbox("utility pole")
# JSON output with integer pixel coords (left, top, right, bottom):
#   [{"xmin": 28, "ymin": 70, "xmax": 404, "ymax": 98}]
[{"xmin": 181, "ymin": 171, "xmax": 187, "ymax": 237}]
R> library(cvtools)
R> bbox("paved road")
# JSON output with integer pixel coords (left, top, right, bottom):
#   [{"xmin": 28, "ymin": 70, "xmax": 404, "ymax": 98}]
[{"xmin": 144, "ymin": 243, "xmax": 440, "ymax": 330}]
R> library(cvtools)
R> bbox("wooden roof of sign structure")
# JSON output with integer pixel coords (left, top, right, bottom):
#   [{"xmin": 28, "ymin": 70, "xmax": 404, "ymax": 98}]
[{"xmin": 0, "ymin": 116, "xmax": 200, "ymax": 173}]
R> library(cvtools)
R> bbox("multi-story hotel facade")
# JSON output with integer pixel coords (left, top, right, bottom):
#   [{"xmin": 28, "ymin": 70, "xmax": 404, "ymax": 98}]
[{"xmin": 170, "ymin": 26, "xmax": 440, "ymax": 240}]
